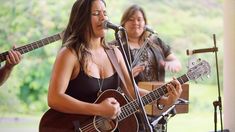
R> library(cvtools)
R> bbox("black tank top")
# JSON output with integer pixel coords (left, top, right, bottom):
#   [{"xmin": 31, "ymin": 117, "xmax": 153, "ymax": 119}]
[{"xmin": 65, "ymin": 70, "xmax": 119, "ymax": 103}]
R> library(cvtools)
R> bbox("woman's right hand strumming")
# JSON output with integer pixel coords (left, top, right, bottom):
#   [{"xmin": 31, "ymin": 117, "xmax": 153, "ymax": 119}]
[{"xmin": 98, "ymin": 97, "xmax": 121, "ymax": 119}]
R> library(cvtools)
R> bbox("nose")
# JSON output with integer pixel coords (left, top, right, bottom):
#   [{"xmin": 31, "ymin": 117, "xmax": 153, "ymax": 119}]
[{"xmin": 99, "ymin": 12, "xmax": 107, "ymax": 21}]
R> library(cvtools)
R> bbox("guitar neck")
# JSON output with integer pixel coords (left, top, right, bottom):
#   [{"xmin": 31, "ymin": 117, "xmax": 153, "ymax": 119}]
[
  {"xmin": 0, "ymin": 33, "xmax": 61, "ymax": 63},
  {"xmin": 141, "ymin": 74, "xmax": 189, "ymax": 106},
  {"xmin": 117, "ymin": 74, "xmax": 189, "ymax": 121}
]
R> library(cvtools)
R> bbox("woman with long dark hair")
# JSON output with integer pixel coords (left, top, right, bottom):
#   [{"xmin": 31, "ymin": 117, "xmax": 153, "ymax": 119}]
[{"xmin": 39, "ymin": 1, "xmax": 182, "ymax": 131}]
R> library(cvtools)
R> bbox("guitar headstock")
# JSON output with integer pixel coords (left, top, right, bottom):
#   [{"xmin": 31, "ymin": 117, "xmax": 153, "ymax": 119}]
[{"xmin": 187, "ymin": 59, "xmax": 211, "ymax": 81}]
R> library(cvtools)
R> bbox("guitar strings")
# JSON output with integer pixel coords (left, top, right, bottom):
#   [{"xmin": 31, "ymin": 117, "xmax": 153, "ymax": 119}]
[
  {"xmin": 80, "ymin": 101, "xmax": 138, "ymax": 131},
  {"xmin": 80, "ymin": 117, "xmax": 113, "ymax": 131},
  {"xmin": 80, "ymin": 104, "xmax": 134, "ymax": 131},
  {"xmin": 80, "ymin": 101, "xmax": 147, "ymax": 131},
  {"xmin": 80, "ymin": 118, "xmax": 105, "ymax": 131},
  {"xmin": 80, "ymin": 93, "xmax": 141, "ymax": 131}
]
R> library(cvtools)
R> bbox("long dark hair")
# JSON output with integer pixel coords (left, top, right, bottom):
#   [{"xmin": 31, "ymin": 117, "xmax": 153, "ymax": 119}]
[
  {"xmin": 120, "ymin": 4, "xmax": 149, "ymax": 43},
  {"xmin": 62, "ymin": 0, "xmax": 107, "ymax": 72}
]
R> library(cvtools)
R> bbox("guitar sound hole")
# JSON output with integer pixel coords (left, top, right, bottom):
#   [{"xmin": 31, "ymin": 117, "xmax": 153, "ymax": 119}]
[{"xmin": 93, "ymin": 116, "xmax": 117, "ymax": 132}]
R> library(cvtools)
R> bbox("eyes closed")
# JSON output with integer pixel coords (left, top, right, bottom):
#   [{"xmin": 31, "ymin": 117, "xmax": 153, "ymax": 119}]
[{"xmin": 91, "ymin": 10, "xmax": 107, "ymax": 17}]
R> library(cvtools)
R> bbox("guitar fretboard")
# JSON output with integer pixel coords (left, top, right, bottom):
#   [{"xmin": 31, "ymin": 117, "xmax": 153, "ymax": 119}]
[
  {"xmin": 117, "ymin": 74, "xmax": 189, "ymax": 121},
  {"xmin": 0, "ymin": 33, "xmax": 61, "ymax": 63}
]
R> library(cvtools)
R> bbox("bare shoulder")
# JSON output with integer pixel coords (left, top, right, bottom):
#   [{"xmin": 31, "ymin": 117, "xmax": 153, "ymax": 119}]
[
  {"xmin": 57, "ymin": 47, "xmax": 77, "ymax": 61},
  {"xmin": 55, "ymin": 47, "xmax": 79, "ymax": 68}
]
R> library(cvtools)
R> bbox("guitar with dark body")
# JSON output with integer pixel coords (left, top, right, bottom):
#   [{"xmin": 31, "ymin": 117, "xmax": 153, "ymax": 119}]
[{"xmin": 39, "ymin": 60, "xmax": 211, "ymax": 132}]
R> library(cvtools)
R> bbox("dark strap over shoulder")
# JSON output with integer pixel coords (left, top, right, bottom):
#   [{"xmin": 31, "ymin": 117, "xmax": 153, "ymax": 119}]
[{"xmin": 105, "ymin": 48, "xmax": 132, "ymax": 99}]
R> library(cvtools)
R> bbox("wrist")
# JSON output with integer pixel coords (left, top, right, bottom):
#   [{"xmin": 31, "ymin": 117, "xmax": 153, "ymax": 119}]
[
  {"xmin": 4, "ymin": 64, "xmax": 14, "ymax": 71},
  {"xmin": 92, "ymin": 104, "xmax": 102, "ymax": 116}
]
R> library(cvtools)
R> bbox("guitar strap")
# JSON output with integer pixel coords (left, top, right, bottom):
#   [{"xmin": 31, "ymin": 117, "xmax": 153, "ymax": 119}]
[{"xmin": 105, "ymin": 48, "xmax": 133, "ymax": 100}]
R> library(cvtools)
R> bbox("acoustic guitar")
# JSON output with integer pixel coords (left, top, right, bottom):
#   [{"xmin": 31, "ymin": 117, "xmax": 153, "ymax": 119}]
[
  {"xmin": 39, "ymin": 60, "xmax": 211, "ymax": 132},
  {"xmin": 0, "ymin": 32, "xmax": 62, "ymax": 63}
]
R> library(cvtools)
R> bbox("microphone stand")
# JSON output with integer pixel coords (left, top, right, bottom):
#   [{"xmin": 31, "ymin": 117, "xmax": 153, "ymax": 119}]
[
  {"xmin": 114, "ymin": 28, "xmax": 153, "ymax": 132},
  {"xmin": 186, "ymin": 34, "xmax": 225, "ymax": 131},
  {"xmin": 212, "ymin": 34, "xmax": 224, "ymax": 132}
]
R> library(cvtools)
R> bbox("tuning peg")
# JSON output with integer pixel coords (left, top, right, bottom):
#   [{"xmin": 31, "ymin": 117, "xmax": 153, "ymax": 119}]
[
  {"xmin": 197, "ymin": 58, "xmax": 202, "ymax": 62},
  {"xmin": 187, "ymin": 56, "xmax": 197, "ymax": 69}
]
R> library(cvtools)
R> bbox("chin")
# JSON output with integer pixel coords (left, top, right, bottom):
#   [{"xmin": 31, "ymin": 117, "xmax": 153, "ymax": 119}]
[
  {"xmin": 98, "ymin": 30, "xmax": 106, "ymax": 37},
  {"xmin": 95, "ymin": 33, "xmax": 105, "ymax": 38}
]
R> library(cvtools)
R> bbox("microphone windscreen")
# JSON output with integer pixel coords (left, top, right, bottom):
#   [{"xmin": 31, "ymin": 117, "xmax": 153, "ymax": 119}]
[
  {"xmin": 144, "ymin": 25, "xmax": 155, "ymax": 34},
  {"xmin": 103, "ymin": 20, "xmax": 109, "ymax": 29}
]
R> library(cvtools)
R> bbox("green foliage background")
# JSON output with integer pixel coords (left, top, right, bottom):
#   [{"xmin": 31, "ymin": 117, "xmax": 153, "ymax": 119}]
[{"xmin": 0, "ymin": 0, "xmax": 223, "ymax": 118}]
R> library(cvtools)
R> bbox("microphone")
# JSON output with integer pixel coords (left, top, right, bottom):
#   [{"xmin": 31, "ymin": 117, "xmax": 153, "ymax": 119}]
[
  {"xmin": 103, "ymin": 20, "xmax": 123, "ymax": 31},
  {"xmin": 186, "ymin": 47, "xmax": 218, "ymax": 55},
  {"xmin": 144, "ymin": 25, "xmax": 156, "ymax": 34}
]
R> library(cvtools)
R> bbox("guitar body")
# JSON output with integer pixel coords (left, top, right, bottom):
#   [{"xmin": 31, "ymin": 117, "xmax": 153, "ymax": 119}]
[
  {"xmin": 39, "ymin": 90, "xmax": 139, "ymax": 132},
  {"xmin": 39, "ymin": 60, "xmax": 211, "ymax": 132}
]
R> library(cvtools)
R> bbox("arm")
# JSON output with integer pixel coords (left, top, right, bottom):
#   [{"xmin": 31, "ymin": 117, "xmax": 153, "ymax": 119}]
[
  {"xmin": 0, "ymin": 66, "xmax": 12, "ymax": 86},
  {"xmin": 151, "ymin": 36, "xmax": 181, "ymax": 73},
  {"xmin": 164, "ymin": 53, "xmax": 182, "ymax": 73},
  {"xmin": 132, "ymin": 63, "xmax": 145, "ymax": 77},
  {"xmin": 131, "ymin": 54, "xmax": 181, "ymax": 77},
  {"xmin": 47, "ymin": 47, "xmax": 120, "ymax": 119},
  {"xmin": 0, "ymin": 49, "xmax": 21, "ymax": 86}
]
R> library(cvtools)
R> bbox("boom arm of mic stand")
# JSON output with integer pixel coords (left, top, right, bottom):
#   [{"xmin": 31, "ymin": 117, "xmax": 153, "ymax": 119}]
[{"xmin": 114, "ymin": 29, "xmax": 153, "ymax": 132}]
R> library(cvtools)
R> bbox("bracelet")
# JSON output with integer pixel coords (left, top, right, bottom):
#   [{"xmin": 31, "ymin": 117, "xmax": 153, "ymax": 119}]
[{"xmin": 156, "ymin": 99, "xmax": 165, "ymax": 110}]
